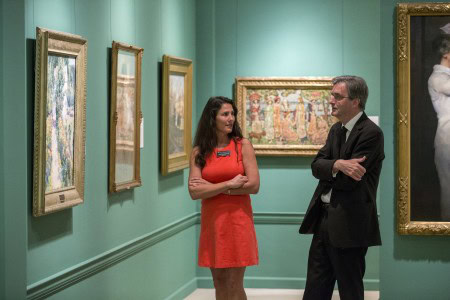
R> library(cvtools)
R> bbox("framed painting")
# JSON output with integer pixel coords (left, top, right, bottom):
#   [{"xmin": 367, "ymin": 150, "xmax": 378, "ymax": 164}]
[
  {"xmin": 161, "ymin": 55, "xmax": 192, "ymax": 175},
  {"xmin": 33, "ymin": 28, "xmax": 87, "ymax": 216},
  {"xmin": 109, "ymin": 41, "xmax": 143, "ymax": 193},
  {"xmin": 397, "ymin": 3, "xmax": 450, "ymax": 234},
  {"xmin": 235, "ymin": 77, "xmax": 335, "ymax": 156}
]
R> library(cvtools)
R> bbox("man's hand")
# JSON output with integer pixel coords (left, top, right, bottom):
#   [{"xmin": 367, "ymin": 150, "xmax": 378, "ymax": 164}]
[
  {"xmin": 333, "ymin": 156, "xmax": 366, "ymax": 181},
  {"xmin": 226, "ymin": 174, "xmax": 249, "ymax": 189}
]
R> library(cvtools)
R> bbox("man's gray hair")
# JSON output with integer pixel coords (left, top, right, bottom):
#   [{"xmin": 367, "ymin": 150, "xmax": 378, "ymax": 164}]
[{"xmin": 332, "ymin": 75, "xmax": 368, "ymax": 110}]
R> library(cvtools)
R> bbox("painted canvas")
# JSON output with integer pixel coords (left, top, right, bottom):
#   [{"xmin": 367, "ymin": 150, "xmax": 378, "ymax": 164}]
[
  {"xmin": 115, "ymin": 50, "xmax": 136, "ymax": 183},
  {"xmin": 168, "ymin": 74, "xmax": 185, "ymax": 156},
  {"xmin": 33, "ymin": 27, "xmax": 87, "ymax": 216},
  {"xmin": 45, "ymin": 55, "xmax": 76, "ymax": 192},
  {"xmin": 236, "ymin": 77, "xmax": 334, "ymax": 156},
  {"xmin": 245, "ymin": 89, "xmax": 333, "ymax": 146},
  {"xmin": 397, "ymin": 3, "xmax": 450, "ymax": 234},
  {"xmin": 108, "ymin": 41, "xmax": 143, "ymax": 193},
  {"xmin": 161, "ymin": 55, "xmax": 192, "ymax": 175}
]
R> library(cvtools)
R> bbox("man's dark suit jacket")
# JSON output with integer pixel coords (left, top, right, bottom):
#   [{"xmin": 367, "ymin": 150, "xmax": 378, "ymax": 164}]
[{"xmin": 299, "ymin": 112, "xmax": 384, "ymax": 248}]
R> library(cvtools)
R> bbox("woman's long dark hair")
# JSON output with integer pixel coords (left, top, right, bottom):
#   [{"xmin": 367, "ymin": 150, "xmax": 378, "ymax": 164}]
[{"xmin": 193, "ymin": 96, "xmax": 243, "ymax": 168}]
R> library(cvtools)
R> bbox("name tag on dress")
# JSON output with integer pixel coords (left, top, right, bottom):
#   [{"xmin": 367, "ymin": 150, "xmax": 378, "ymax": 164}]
[{"xmin": 217, "ymin": 150, "xmax": 231, "ymax": 157}]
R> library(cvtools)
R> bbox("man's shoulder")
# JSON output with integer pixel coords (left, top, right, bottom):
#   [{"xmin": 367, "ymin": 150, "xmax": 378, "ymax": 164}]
[
  {"xmin": 359, "ymin": 117, "xmax": 384, "ymax": 140},
  {"xmin": 362, "ymin": 117, "xmax": 382, "ymax": 131}
]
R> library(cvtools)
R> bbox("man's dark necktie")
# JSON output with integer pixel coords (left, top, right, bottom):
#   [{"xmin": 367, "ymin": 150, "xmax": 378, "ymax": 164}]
[
  {"xmin": 322, "ymin": 126, "xmax": 349, "ymax": 196},
  {"xmin": 339, "ymin": 126, "xmax": 348, "ymax": 157}
]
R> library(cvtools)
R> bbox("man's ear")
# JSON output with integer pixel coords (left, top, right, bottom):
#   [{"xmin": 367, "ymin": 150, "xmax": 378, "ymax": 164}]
[{"xmin": 352, "ymin": 98, "xmax": 361, "ymax": 109}]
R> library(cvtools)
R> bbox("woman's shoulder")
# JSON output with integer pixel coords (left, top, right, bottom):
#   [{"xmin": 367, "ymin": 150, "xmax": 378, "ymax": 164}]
[
  {"xmin": 191, "ymin": 146, "xmax": 200, "ymax": 156},
  {"xmin": 238, "ymin": 138, "xmax": 255, "ymax": 152},
  {"xmin": 239, "ymin": 137, "xmax": 251, "ymax": 146}
]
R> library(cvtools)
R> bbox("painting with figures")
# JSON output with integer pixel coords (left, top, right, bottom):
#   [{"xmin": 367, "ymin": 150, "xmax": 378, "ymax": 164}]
[{"xmin": 236, "ymin": 77, "xmax": 335, "ymax": 156}]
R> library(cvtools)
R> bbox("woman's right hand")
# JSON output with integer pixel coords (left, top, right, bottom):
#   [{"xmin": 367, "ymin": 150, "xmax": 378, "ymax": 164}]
[{"xmin": 227, "ymin": 174, "xmax": 248, "ymax": 189}]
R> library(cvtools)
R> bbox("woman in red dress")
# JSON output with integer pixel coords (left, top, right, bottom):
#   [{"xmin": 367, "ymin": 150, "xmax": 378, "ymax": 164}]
[{"xmin": 188, "ymin": 96, "xmax": 260, "ymax": 300}]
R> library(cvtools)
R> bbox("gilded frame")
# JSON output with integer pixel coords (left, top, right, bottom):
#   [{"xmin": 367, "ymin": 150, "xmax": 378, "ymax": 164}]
[
  {"xmin": 33, "ymin": 28, "xmax": 87, "ymax": 216},
  {"xmin": 108, "ymin": 41, "xmax": 143, "ymax": 193},
  {"xmin": 235, "ymin": 77, "xmax": 335, "ymax": 156},
  {"xmin": 161, "ymin": 55, "xmax": 193, "ymax": 175},
  {"xmin": 397, "ymin": 3, "xmax": 450, "ymax": 235}
]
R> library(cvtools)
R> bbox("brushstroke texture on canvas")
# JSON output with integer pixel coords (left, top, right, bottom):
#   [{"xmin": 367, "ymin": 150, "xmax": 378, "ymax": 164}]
[
  {"xmin": 115, "ymin": 50, "xmax": 136, "ymax": 183},
  {"xmin": 168, "ymin": 74, "xmax": 185, "ymax": 156},
  {"xmin": 45, "ymin": 55, "xmax": 76, "ymax": 192}
]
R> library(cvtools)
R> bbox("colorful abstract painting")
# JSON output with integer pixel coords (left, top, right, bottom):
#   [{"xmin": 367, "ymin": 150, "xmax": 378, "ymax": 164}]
[
  {"xmin": 168, "ymin": 74, "xmax": 185, "ymax": 156},
  {"xmin": 245, "ymin": 88, "xmax": 334, "ymax": 146},
  {"xmin": 45, "ymin": 55, "xmax": 76, "ymax": 192}
]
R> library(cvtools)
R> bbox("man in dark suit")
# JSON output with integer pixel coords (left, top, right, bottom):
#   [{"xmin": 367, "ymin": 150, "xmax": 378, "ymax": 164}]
[{"xmin": 300, "ymin": 76, "xmax": 384, "ymax": 300}]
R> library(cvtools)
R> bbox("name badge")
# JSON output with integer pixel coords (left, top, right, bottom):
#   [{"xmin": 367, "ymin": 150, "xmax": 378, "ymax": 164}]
[{"xmin": 217, "ymin": 150, "xmax": 231, "ymax": 157}]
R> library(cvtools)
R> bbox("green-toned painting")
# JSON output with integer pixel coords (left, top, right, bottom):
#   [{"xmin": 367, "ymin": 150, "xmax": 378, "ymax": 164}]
[{"xmin": 45, "ymin": 55, "xmax": 75, "ymax": 192}]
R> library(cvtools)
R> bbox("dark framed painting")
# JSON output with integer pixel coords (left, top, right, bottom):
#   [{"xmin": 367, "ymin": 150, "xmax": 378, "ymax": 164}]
[
  {"xmin": 397, "ymin": 3, "xmax": 450, "ymax": 234},
  {"xmin": 33, "ymin": 28, "xmax": 87, "ymax": 216},
  {"xmin": 235, "ymin": 77, "xmax": 335, "ymax": 156}
]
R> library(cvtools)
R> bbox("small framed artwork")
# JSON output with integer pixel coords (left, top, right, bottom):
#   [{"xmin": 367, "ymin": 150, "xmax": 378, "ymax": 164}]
[
  {"xmin": 397, "ymin": 3, "xmax": 450, "ymax": 235},
  {"xmin": 161, "ymin": 55, "xmax": 192, "ymax": 175},
  {"xmin": 33, "ymin": 28, "xmax": 87, "ymax": 216},
  {"xmin": 235, "ymin": 77, "xmax": 335, "ymax": 156},
  {"xmin": 108, "ymin": 41, "xmax": 143, "ymax": 193}
]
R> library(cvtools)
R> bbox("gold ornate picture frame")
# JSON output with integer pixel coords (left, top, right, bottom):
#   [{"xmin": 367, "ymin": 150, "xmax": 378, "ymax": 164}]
[
  {"xmin": 161, "ymin": 55, "xmax": 193, "ymax": 175},
  {"xmin": 397, "ymin": 3, "xmax": 450, "ymax": 235},
  {"xmin": 33, "ymin": 28, "xmax": 87, "ymax": 216},
  {"xmin": 235, "ymin": 77, "xmax": 335, "ymax": 156},
  {"xmin": 108, "ymin": 41, "xmax": 143, "ymax": 193}
]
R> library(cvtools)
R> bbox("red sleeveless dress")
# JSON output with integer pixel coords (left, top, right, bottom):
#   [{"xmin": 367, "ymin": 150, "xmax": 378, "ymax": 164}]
[{"xmin": 198, "ymin": 139, "xmax": 259, "ymax": 268}]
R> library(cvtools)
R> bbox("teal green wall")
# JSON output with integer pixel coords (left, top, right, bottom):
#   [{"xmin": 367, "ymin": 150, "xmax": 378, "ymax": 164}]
[
  {"xmin": 10, "ymin": 0, "xmax": 198, "ymax": 299},
  {"xmin": 379, "ymin": 1, "xmax": 450, "ymax": 299},
  {"xmin": 195, "ymin": 0, "xmax": 380, "ymax": 290},
  {"xmin": 13, "ymin": 0, "xmax": 450, "ymax": 298},
  {"xmin": 0, "ymin": 0, "xmax": 5, "ymax": 297},
  {"xmin": 2, "ymin": 0, "xmax": 28, "ymax": 299}
]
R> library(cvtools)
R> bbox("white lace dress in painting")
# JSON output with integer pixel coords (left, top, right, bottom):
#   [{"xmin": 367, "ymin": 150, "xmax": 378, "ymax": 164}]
[{"xmin": 428, "ymin": 64, "xmax": 450, "ymax": 220}]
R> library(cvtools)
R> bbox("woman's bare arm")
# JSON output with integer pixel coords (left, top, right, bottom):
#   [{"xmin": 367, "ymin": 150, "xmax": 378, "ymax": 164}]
[
  {"xmin": 229, "ymin": 139, "xmax": 260, "ymax": 195},
  {"xmin": 188, "ymin": 147, "xmax": 248, "ymax": 200}
]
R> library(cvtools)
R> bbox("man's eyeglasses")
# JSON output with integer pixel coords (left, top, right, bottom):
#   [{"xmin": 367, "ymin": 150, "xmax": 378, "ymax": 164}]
[{"xmin": 331, "ymin": 93, "xmax": 352, "ymax": 101}]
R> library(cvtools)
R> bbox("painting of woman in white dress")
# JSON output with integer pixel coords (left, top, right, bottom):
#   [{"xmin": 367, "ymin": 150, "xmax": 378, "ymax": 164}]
[
  {"xmin": 409, "ymin": 16, "xmax": 450, "ymax": 221},
  {"xmin": 428, "ymin": 26, "xmax": 450, "ymax": 220}
]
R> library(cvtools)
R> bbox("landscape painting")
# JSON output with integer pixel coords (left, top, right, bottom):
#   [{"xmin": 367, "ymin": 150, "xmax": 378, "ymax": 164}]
[{"xmin": 45, "ymin": 55, "xmax": 76, "ymax": 192}]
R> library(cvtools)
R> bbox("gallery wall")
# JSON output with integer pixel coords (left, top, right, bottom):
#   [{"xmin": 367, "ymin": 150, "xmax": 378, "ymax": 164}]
[
  {"xmin": 195, "ymin": 0, "xmax": 381, "ymax": 290},
  {"xmin": 6, "ymin": 0, "xmax": 450, "ymax": 299},
  {"xmin": 1, "ymin": 0, "xmax": 198, "ymax": 299},
  {"xmin": 0, "ymin": 0, "xmax": 5, "ymax": 297},
  {"xmin": 1, "ymin": 0, "xmax": 28, "ymax": 299},
  {"xmin": 379, "ymin": 0, "xmax": 450, "ymax": 299}
]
